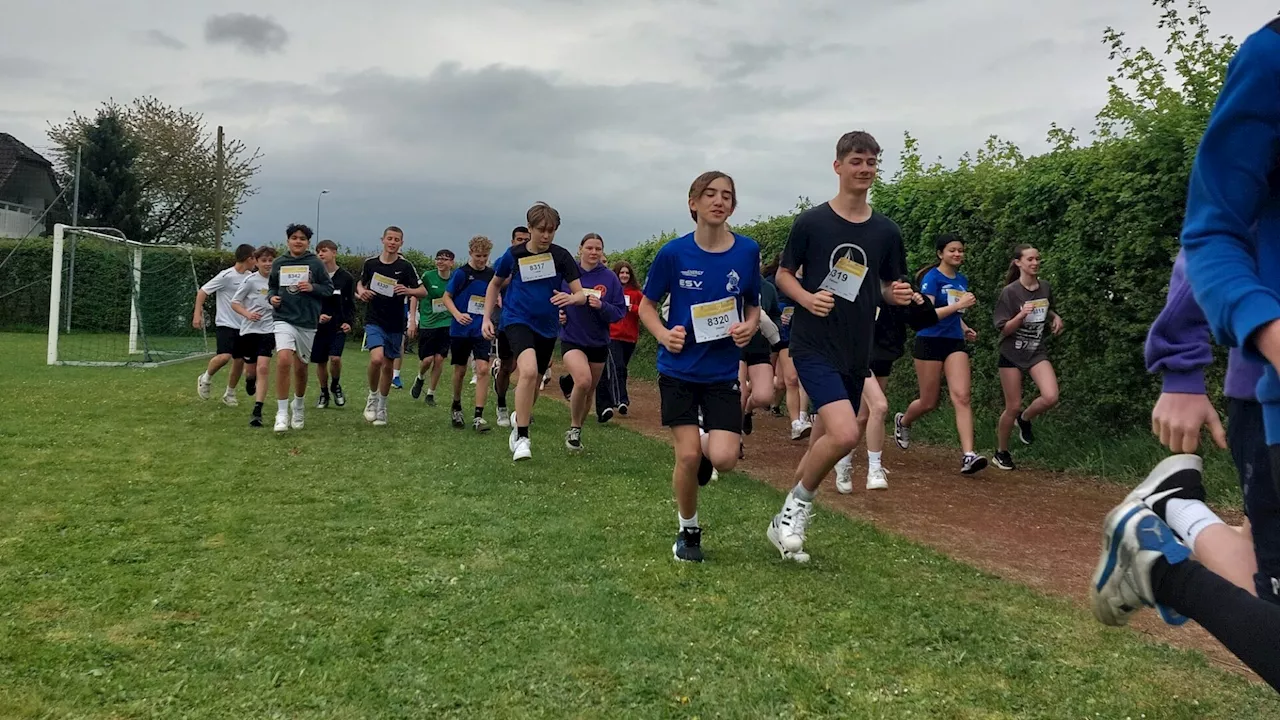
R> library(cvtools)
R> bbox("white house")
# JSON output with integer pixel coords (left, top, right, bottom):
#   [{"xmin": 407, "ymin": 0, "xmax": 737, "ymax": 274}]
[{"xmin": 0, "ymin": 133, "xmax": 60, "ymax": 238}]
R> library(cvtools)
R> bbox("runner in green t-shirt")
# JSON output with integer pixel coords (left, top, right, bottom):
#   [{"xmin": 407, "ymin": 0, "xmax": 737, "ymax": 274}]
[{"xmin": 409, "ymin": 248, "xmax": 456, "ymax": 405}]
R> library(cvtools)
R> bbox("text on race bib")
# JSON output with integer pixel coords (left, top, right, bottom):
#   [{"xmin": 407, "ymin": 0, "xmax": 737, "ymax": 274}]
[
  {"xmin": 280, "ymin": 265, "xmax": 309, "ymax": 286},
  {"xmin": 370, "ymin": 272, "xmax": 396, "ymax": 297},
  {"xmin": 518, "ymin": 253, "xmax": 555, "ymax": 282},
  {"xmin": 1027, "ymin": 298, "xmax": 1049, "ymax": 323},
  {"xmin": 781, "ymin": 306, "xmax": 795, "ymax": 322},
  {"xmin": 431, "ymin": 298, "xmax": 447, "ymax": 314},
  {"xmin": 689, "ymin": 297, "xmax": 739, "ymax": 344},
  {"xmin": 467, "ymin": 295, "xmax": 486, "ymax": 315},
  {"xmin": 818, "ymin": 257, "xmax": 867, "ymax": 303},
  {"xmin": 583, "ymin": 288, "xmax": 602, "ymax": 300},
  {"xmin": 945, "ymin": 287, "xmax": 967, "ymax": 312}
]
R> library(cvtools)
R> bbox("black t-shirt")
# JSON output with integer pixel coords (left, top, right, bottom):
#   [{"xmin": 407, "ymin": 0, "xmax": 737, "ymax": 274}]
[
  {"xmin": 359, "ymin": 255, "xmax": 422, "ymax": 333},
  {"xmin": 321, "ymin": 267, "xmax": 357, "ymax": 326},
  {"xmin": 780, "ymin": 203, "xmax": 905, "ymax": 373}
]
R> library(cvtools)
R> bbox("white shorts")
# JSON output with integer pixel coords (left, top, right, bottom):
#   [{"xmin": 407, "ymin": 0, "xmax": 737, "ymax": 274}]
[{"xmin": 273, "ymin": 321, "xmax": 316, "ymax": 363}]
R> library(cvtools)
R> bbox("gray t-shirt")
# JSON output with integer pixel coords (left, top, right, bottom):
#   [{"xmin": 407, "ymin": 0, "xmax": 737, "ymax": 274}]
[{"xmin": 993, "ymin": 279, "xmax": 1054, "ymax": 369}]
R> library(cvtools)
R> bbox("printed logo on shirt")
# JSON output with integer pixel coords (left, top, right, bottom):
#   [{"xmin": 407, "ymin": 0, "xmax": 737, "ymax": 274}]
[
  {"xmin": 680, "ymin": 270, "xmax": 704, "ymax": 278},
  {"xmin": 828, "ymin": 243, "xmax": 868, "ymax": 274},
  {"xmin": 678, "ymin": 279, "xmax": 704, "ymax": 290},
  {"xmin": 726, "ymin": 269, "xmax": 740, "ymax": 294}
]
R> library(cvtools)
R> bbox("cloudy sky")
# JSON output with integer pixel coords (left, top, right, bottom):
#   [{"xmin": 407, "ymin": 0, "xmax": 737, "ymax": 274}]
[{"xmin": 2, "ymin": 0, "xmax": 1273, "ymax": 255}]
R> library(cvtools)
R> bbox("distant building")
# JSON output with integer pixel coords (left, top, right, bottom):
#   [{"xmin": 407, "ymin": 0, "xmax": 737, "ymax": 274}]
[{"xmin": 0, "ymin": 133, "xmax": 60, "ymax": 238}]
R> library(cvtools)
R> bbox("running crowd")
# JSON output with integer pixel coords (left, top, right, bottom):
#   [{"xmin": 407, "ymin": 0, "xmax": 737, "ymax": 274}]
[{"xmin": 185, "ymin": 14, "xmax": 1280, "ymax": 692}]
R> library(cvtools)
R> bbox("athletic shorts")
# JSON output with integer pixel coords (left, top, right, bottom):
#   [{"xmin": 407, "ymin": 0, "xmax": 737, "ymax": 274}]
[
  {"xmin": 792, "ymin": 352, "xmax": 865, "ymax": 413},
  {"xmin": 273, "ymin": 321, "xmax": 316, "ymax": 363},
  {"xmin": 241, "ymin": 332, "xmax": 276, "ymax": 363},
  {"xmin": 1227, "ymin": 399, "xmax": 1280, "ymax": 604},
  {"xmin": 913, "ymin": 336, "xmax": 968, "ymax": 362},
  {"xmin": 771, "ymin": 340, "xmax": 788, "ymax": 353},
  {"xmin": 311, "ymin": 327, "xmax": 346, "ymax": 364},
  {"xmin": 417, "ymin": 327, "xmax": 451, "ymax": 360},
  {"xmin": 869, "ymin": 357, "xmax": 897, "ymax": 379},
  {"xmin": 497, "ymin": 330, "xmax": 514, "ymax": 361},
  {"xmin": 561, "ymin": 341, "xmax": 608, "ymax": 364},
  {"xmin": 365, "ymin": 324, "xmax": 404, "ymax": 360},
  {"xmin": 740, "ymin": 347, "xmax": 772, "ymax": 367},
  {"xmin": 505, "ymin": 323, "xmax": 557, "ymax": 375},
  {"xmin": 658, "ymin": 374, "xmax": 741, "ymax": 432},
  {"xmin": 216, "ymin": 326, "xmax": 255, "ymax": 359},
  {"xmin": 450, "ymin": 336, "xmax": 492, "ymax": 365}
]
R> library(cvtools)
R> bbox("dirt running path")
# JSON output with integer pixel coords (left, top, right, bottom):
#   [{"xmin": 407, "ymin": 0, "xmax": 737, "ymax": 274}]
[{"xmin": 576, "ymin": 375, "xmax": 1254, "ymax": 681}]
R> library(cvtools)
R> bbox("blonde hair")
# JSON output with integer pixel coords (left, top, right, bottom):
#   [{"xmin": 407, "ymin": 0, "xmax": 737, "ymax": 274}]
[{"xmin": 468, "ymin": 235, "xmax": 493, "ymax": 254}]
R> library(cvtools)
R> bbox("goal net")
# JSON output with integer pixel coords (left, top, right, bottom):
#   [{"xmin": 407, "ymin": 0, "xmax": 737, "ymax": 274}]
[{"xmin": 47, "ymin": 224, "xmax": 211, "ymax": 367}]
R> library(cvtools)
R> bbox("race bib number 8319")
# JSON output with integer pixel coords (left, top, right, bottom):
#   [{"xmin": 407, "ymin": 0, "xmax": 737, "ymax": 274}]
[{"xmin": 818, "ymin": 257, "xmax": 867, "ymax": 302}]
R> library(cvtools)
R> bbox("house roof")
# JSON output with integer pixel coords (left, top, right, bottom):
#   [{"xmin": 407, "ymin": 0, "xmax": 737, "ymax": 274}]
[{"xmin": 0, "ymin": 132, "xmax": 60, "ymax": 200}]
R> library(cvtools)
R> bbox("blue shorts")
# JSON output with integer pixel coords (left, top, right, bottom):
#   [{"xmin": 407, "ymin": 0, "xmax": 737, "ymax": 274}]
[
  {"xmin": 1227, "ymin": 398, "xmax": 1280, "ymax": 604},
  {"xmin": 365, "ymin": 324, "xmax": 404, "ymax": 360},
  {"xmin": 791, "ymin": 351, "xmax": 865, "ymax": 413}
]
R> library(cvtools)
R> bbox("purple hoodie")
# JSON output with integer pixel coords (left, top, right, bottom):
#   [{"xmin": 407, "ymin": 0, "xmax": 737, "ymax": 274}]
[
  {"xmin": 560, "ymin": 263, "xmax": 626, "ymax": 348},
  {"xmin": 1145, "ymin": 249, "xmax": 1262, "ymax": 400}
]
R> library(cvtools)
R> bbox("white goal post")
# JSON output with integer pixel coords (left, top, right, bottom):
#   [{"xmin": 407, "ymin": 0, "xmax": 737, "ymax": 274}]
[{"xmin": 47, "ymin": 223, "xmax": 212, "ymax": 367}]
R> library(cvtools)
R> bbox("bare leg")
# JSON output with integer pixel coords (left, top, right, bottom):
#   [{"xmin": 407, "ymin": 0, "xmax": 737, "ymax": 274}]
[
  {"xmin": 564, "ymin": 350, "xmax": 594, "ymax": 427},
  {"xmin": 997, "ymin": 367, "xmax": 1023, "ymax": 453},
  {"xmin": 474, "ymin": 359, "xmax": 491, "ymax": 410},
  {"xmin": 205, "ymin": 353, "xmax": 231, "ymax": 378},
  {"xmin": 254, "ymin": 356, "xmax": 270, "ymax": 403},
  {"xmin": 227, "ymin": 358, "xmax": 244, "ymax": 390},
  {"xmin": 797, "ymin": 401, "xmax": 861, "ymax": 492},
  {"xmin": 864, "ymin": 376, "xmax": 890, "ymax": 454},
  {"xmin": 901, "ymin": 359, "xmax": 943, "ymax": 427},
  {"xmin": 515, "ymin": 348, "xmax": 541, "ymax": 426},
  {"xmin": 275, "ymin": 350, "xmax": 294, "ymax": 400},
  {"xmin": 1023, "ymin": 361, "xmax": 1060, "ymax": 421},
  {"xmin": 672, "ymin": 425, "xmax": 703, "ymax": 520},
  {"xmin": 944, "ymin": 352, "xmax": 975, "ymax": 454}
]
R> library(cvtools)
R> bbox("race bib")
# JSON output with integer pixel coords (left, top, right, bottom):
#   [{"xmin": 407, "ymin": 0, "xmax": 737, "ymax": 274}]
[
  {"xmin": 518, "ymin": 253, "xmax": 555, "ymax": 282},
  {"xmin": 467, "ymin": 295, "xmax": 486, "ymax": 315},
  {"xmin": 945, "ymin": 288, "xmax": 967, "ymax": 312},
  {"xmin": 280, "ymin": 265, "xmax": 308, "ymax": 287},
  {"xmin": 818, "ymin": 257, "xmax": 867, "ymax": 302},
  {"xmin": 624, "ymin": 295, "xmax": 631, "ymax": 308},
  {"xmin": 1027, "ymin": 298, "xmax": 1049, "ymax": 324},
  {"xmin": 370, "ymin": 272, "xmax": 396, "ymax": 297},
  {"xmin": 583, "ymin": 288, "xmax": 602, "ymax": 300},
  {"xmin": 431, "ymin": 298, "xmax": 447, "ymax": 314},
  {"xmin": 781, "ymin": 306, "xmax": 795, "ymax": 323},
  {"xmin": 690, "ymin": 297, "xmax": 738, "ymax": 344}
]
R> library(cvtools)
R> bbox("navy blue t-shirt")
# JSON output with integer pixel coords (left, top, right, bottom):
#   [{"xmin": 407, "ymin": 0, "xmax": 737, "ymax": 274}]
[
  {"xmin": 445, "ymin": 264, "xmax": 495, "ymax": 339},
  {"xmin": 493, "ymin": 242, "xmax": 581, "ymax": 338},
  {"xmin": 643, "ymin": 232, "xmax": 761, "ymax": 384}
]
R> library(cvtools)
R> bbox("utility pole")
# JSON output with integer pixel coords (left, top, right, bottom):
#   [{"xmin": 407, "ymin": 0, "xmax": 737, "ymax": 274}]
[
  {"xmin": 215, "ymin": 125, "xmax": 225, "ymax": 251},
  {"xmin": 71, "ymin": 145, "xmax": 81, "ymax": 226},
  {"xmin": 316, "ymin": 189, "xmax": 330, "ymax": 238}
]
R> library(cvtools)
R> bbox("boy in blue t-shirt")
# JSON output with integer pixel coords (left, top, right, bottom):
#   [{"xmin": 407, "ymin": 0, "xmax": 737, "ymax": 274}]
[
  {"xmin": 444, "ymin": 235, "xmax": 496, "ymax": 432},
  {"xmin": 483, "ymin": 203, "xmax": 588, "ymax": 462},
  {"xmin": 638, "ymin": 171, "xmax": 761, "ymax": 563}
]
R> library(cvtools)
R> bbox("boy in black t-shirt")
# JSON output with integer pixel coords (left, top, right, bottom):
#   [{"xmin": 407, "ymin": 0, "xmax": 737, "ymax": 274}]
[
  {"xmin": 355, "ymin": 226, "xmax": 426, "ymax": 426},
  {"xmin": 313, "ymin": 239, "xmax": 357, "ymax": 409}
]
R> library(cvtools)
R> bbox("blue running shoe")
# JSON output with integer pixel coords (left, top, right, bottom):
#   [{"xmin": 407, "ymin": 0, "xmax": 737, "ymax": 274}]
[
  {"xmin": 392, "ymin": 376, "xmax": 404, "ymax": 390},
  {"xmin": 673, "ymin": 528, "xmax": 703, "ymax": 562},
  {"xmin": 1090, "ymin": 499, "xmax": 1191, "ymax": 627}
]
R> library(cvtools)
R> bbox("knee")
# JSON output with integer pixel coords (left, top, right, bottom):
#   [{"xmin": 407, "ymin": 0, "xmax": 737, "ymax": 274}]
[
  {"xmin": 1040, "ymin": 389, "xmax": 1060, "ymax": 407},
  {"xmin": 918, "ymin": 396, "xmax": 939, "ymax": 413},
  {"xmin": 949, "ymin": 389, "xmax": 971, "ymax": 408},
  {"xmin": 675, "ymin": 445, "xmax": 702, "ymax": 472},
  {"xmin": 867, "ymin": 395, "xmax": 889, "ymax": 421},
  {"xmin": 751, "ymin": 386, "xmax": 772, "ymax": 408},
  {"xmin": 1002, "ymin": 402, "xmax": 1021, "ymax": 417},
  {"xmin": 708, "ymin": 446, "xmax": 739, "ymax": 472}
]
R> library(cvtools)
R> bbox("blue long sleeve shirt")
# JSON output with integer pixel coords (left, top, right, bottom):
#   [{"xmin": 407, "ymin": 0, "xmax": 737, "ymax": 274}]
[{"xmin": 1181, "ymin": 18, "xmax": 1280, "ymax": 438}]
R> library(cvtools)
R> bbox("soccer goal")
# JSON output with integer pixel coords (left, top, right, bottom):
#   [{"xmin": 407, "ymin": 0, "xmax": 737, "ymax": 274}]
[{"xmin": 46, "ymin": 223, "xmax": 212, "ymax": 367}]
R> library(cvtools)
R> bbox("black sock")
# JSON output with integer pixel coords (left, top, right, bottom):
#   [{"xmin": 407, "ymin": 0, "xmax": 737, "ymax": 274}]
[
  {"xmin": 517, "ymin": 425, "xmax": 529, "ymax": 439},
  {"xmin": 497, "ymin": 392, "xmax": 507, "ymax": 408},
  {"xmin": 452, "ymin": 400, "xmax": 462, "ymax": 411},
  {"xmin": 331, "ymin": 377, "xmax": 340, "ymax": 390},
  {"xmin": 474, "ymin": 406, "xmax": 483, "ymax": 418},
  {"xmin": 253, "ymin": 401, "xmax": 263, "ymax": 416}
]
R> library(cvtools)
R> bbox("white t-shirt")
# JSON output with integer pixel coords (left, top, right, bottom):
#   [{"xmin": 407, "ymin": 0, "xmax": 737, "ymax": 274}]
[
  {"xmin": 201, "ymin": 266, "xmax": 253, "ymax": 330},
  {"xmin": 231, "ymin": 272, "xmax": 274, "ymax": 335}
]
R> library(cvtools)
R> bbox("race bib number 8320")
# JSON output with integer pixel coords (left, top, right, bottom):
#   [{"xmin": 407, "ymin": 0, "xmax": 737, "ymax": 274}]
[{"xmin": 690, "ymin": 297, "xmax": 739, "ymax": 343}]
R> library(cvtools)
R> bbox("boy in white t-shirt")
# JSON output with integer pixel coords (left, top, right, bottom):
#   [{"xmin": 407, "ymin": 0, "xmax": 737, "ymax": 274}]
[
  {"xmin": 193, "ymin": 244, "xmax": 257, "ymax": 404},
  {"xmin": 231, "ymin": 246, "xmax": 278, "ymax": 427}
]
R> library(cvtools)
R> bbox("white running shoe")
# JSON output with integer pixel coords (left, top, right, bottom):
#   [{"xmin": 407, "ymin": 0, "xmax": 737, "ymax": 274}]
[
  {"xmin": 1090, "ymin": 500, "xmax": 1191, "ymax": 627},
  {"xmin": 290, "ymin": 403, "xmax": 305, "ymax": 430},
  {"xmin": 496, "ymin": 407, "xmax": 511, "ymax": 428},
  {"xmin": 866, "ymin": 466, "xmax": 888, "ymax": 491},
  {"xmin": 373, "ymin": 401, "xmax": 387, "ymax": 426},
  {"xmin": 509, "ymin": 413, "xmax": 519, "ymax": 453},
  {"xmin": 710, "ymin": 468, "xmax": 719, "ymax": 483},
  {"xmin": 769, "ymin": 492, "xmax": 813, "ymax": 554},
  {"xmin": 790, "ymin": 418, "xmax": 812, "ymax": 441},
  {"xmin": 473, "ymin": 416, "xmax": 490, "ymax": 432},
  {"xmin": 221, "ymin": 390, "xmax": 238, "ymax": 407},
  {"xmin": 835, "ymin": 456, "xmax": 854, "ymax": 494},
  {"xmin": 470, "ymin": 373, "xmax": 477, "ymax": 385},
  {"xmin": 197, "ymin": 373, "xmax": 211, "ymax": 400},
  {"xmin": 273, "ymin": 411, "xmax": 288, "ymax": 432},
  {"xmin": 894, "ymin": 412, "xmax": 911, "ymax": 450},
  {"xmin": 363, "ymin": 392, "xmax": 377, "ymax": 423},
  {"xmin": 513, "ymin": 436, "xmax": 532, "ymax": 461}
]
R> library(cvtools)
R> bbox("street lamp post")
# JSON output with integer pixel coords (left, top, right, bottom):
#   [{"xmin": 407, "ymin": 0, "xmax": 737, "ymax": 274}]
[{"xmin": 316, "ymin": 189, "xmax": 330, "ymax": 237}]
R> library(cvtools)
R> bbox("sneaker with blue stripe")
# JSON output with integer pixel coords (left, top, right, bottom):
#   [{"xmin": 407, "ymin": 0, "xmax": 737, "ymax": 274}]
[{"xmin": 1090, "ymin": 499, "xmax": 1191, "ymax": 627}]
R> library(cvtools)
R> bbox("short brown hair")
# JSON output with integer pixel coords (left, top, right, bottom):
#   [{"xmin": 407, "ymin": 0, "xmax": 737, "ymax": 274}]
[
  {"xmin": 688, "ymin": 171, "xmax": 736, "ymax": 221},
  {"xmin": 316, "ymin": 239, "xmax": 338, "ymax": 253},
  {"xmin": 580, "ymin": 232, "xmax": 603, "ymax": 248},
  {"xmin": 383, "ymin": 226, "xmax": 403, "ymax": 237},
  {"xmin": 468, "ymin": 235, "xmax": 493, "ymax": 254},
  {"xmin": 254, "ymin": 245, "xmax": 277, "ymax": 260},
  {"xmin": 836, "ymin": 131, "xmax": 881, "ymax": 161},
  {"xmin": 526, "ymin": 202, "xmax": 561, "ymax": 230}
]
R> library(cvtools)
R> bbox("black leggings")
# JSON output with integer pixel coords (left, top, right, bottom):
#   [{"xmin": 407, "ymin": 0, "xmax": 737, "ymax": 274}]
[
  {"xmin": 596, "ymin": 340, "xmax": 635, "ymax": 412},
  {"xmin": 1154, "ymin": 558, "xmax": 1280, "ymax": 691}
]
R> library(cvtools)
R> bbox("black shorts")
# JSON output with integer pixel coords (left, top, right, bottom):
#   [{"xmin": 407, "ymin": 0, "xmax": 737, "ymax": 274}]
[
  {"xmin": 505, "ymin": 323, "xmax": 557, "ymax": 375},
  {"xmin": 771, "ymin": 340, "xmax": 788, "ymax": 353},
  {"xmin": 913, "ymin": 336, "xmax": 968, "ymax": 362},
  {"xmin": 497, "ymin": 330, "xmax": 513, "ymax": 361},
  {"xmin": 561, "ymin": 341, "xmax": 609, "ymax": 364},
  {"xmin": 216, "ymin": 326, "xmax": 255, "ymax": 358},
  {"xmin": 417, "ymin": 327, "xmax": 451, "ymax": 360},
  {"xmin": 740, "ymin": 347, "xmax": 773, "ymax": 367},
  {"xmin": 869, "ymin": 357, "xmax": 897, "ymax": 378},
  {"xmin": 450, "ymin": 336, "xmax": 492, "ymax": 366},
  {"xmin": 311, "ymin": 327, "xmax": 347, "ymax": 364},
  {"xmin": 659, "ymin": 374, "xmax": 742, "ymax": 432},
  {"xmin": 241, "ymin": 333, "xmax": 276, "ymax": 362},
  {"xmin": 998, "ymin": 353, "xmax": 1017, "ymax": 369}
]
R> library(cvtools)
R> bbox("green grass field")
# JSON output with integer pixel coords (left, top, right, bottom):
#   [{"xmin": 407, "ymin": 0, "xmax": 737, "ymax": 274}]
[{"xmin": 0, "ymin": 332, "xmax": 1273, "ymax": 718}]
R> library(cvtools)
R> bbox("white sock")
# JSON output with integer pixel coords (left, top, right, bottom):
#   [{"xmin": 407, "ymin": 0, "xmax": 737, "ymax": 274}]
[
  {"xmin": 867, "ymin": 451, "xmax": 882, "ymax": 469},
  {"xmin": 1164, "ymin": 499, "xmax": 1224, "ymax": 553},
  {"xmin": 393, "ymin": 370, "xmax": 401, "ymax": 380},
  {"xmin": 416, "ymin": 373, "xmax": 424, "ymax": 381},
  {"xmin": 678, "ymin": 512, "xmax": 699, "ymax": 531},
  {"xmin": 224, "ymin": 386, "xmax": 235, "ymax": 396},
  {"xmin": 293, "ymin": 395, "xmax": 305, "ymax": 410},
  {"xmin": 378, "ymin": 392, "xmax": 388, "ymax": 408},
  {"xmin": 200, "ymin": 372, "xmax": 209, "ymax": 382},
  {"xmin": 836, "ymin": 454, "xmax": 852, "ymax": 470},
  {"xmin": 800, "ymin": 411, "xmax": 810, "ymax": 424},
  {"xmin": 277, "ymin": 399, "xmax": 288, "ymax": 414}
]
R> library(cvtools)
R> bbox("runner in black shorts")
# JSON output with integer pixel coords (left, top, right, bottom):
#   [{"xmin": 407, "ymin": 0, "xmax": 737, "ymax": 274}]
[
  {"xmin": 312, "ymin": 239, "xmax": 356, "ymax": 409},
  {"xmin": 492, "ymin": 226, "xmax": 530, "ymax": 427},
  {"xmin": 738, "ymin": 266, "xmax": 780, "ymax": 441},
  {"xmin": 193, "ymin": 244, "xmax": 257, "ymax": 405},
  {"xmin": 409, "ymin": 248, "xmax": 456, "ymax": 406},
  {"xmin": 444, "ymin": 236, "xmax": 496, "ymax": 431}
]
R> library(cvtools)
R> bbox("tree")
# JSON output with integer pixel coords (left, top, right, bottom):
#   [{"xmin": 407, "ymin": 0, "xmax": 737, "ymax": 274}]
[
  {"xmin": 76, "ymin": 107, "xmax": 148, "ymax": 241},
  {"xmin": 48, "ymin": 96, "xmax": 262, "ymax": 245}
]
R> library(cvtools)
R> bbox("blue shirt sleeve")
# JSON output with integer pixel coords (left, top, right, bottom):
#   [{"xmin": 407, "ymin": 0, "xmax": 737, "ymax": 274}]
[
  {"xmin": 445, "ymin": 271, "xmax": 465, "ymax": 297},
  {"xmin": 1182, "ymin": 23, "xmax": 1280, "ymax": 360},
  {"xmin": 643, "ymin": 245, "xmax": 672, "ymax": 302},
  {"xmin": 493, "ymin": 249, "xmax": 514, "ymax": 279}
]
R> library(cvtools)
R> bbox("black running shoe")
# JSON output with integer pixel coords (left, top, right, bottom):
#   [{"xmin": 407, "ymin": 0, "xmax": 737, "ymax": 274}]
[
  {"xmin": 697, "ymin": 454, "xmax": 715, "ymax": 486},
  {"xmin": 316, "ymin": 391, "xmax": 329, "ymax": 410},
  {"xmin": 617, "ymin": 403, "xmax": 629, "ymax": 416},
  {"xmin": 597, "ymin": 407, "xmax": 614, "ymax": 424},
  {"xmin": 742, "ymin": 411, "xmax": 754, "ymax": 436},
  {"xmin": 425, "ymin": 392, "xmax": 436, "ymax": 407},
  {"xmin": 452, "ymin": 408, "xmax": 465, "ymax": 428},
  {"xmin": 672, "ymin": 527, "xmax": 704, "ymax": 562},
  {"xmin": 961, "ymin": 453, "xmax": 989, "ymax": 475},
  {"xmin": 993, "ymin": 450, "xmax": 1015, "ymax": 471},
  {"xmin": 332, "ymin": 384, "xmax": 346, "ymax": 407},
  {"xmin": 246, "ymin": 377, "xmax": 256, "ymax": 397},
  {"xmin": 410, "ymin": 376, "xmax": 424, "ymax": 399},
  {"xmin": 1016, "ymin": 414, "xmax": 1034, "ymax": 445},
  {"xmin": 738, "ymin": 440, "xmax": 745, "ymax": 460},
  {"xmin": 1123, "ymin": 454, "xmax": 1207, "ymax": 520},
  {"xmin": 565, "ymin": 427, "xmax": 583, "ymax": 452},
  {"xmin": 559, "ymin": 374, "xmax": 574, "ymax": 400},
  {"xmin": 249, "ymin": 414, "xmax": 263, "ymax": 428},
  {"xmin": 769, "ymin": 404, "xmax": 784, "ymax": 418}
]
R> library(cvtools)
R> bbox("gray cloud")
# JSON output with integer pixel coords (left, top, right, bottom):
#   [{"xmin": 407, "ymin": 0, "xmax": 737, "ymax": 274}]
[
  {"xmin": 141, "ymin": 29, "xmax": 186, "ymax": 50},
  {"xmin": 203, "ymin": 13, "xmax": 288, "ymax": 55},
  {"xmin": 0, "ymin": 56, "xmax": 52, "ymax": 80}
]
